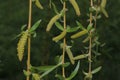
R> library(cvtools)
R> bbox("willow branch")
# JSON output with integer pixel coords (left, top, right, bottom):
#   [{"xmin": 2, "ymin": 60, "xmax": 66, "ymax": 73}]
[
  {"xmin": 26, "ymin": 0, "xmax": 32, "ymax": 80},
  {"xmin": 62, "ymin": 1, "xmax": 67, "ymax": 78}
]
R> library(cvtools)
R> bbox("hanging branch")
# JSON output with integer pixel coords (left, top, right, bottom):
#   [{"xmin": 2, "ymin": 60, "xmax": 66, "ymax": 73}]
[
  {"xmin": 27, "ymin": 0, "xmax": 32, "ymax": 80},
  {"xmin": 88, "ymin": 0, "xmax": 93, "ymax": 79},
  {"xmin": 62, "ymin": 1, "xmax": 67, "ymax": 78}
]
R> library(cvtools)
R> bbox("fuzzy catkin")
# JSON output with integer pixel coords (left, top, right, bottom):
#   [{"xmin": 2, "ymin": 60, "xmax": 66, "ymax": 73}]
[
  {"xmin": 35, "ymin": 0, "xmax": 43, "ymax": 9},
  {"xmin": 69, "ymin": 0, "xmax": 80, "ymax": 16},
  {"xmin": 52, "ymin": 30, "xmax": 66, "ymax": 42},
  {"xmin": 17, "ymin": 30, "xmax": 29, "ymax": 61},
  {"xmin": 46, "ymin": 14, "xmax": 61, "ymax": 32}
]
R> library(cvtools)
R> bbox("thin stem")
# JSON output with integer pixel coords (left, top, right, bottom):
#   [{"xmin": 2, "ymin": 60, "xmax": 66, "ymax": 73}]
[
  {"xmin": 26, "ymin": 0, "xmax": 32, "ymax": 80},
  {"xmin": 88, "ymin": 0, "xmax": 93, "ymax": 75},
  {"xmin": 62, "ymin": 1, "xmax": 66, "ymax": 78}
]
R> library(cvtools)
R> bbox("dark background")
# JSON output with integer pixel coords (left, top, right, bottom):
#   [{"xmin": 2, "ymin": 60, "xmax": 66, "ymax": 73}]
[{"xmin": 0, "ymin": 0, "xmax": 120, "ymax": 80}]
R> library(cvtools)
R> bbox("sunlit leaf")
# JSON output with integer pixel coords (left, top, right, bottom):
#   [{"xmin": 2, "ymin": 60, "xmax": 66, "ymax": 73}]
[{"xmin": 66, "ymin": 61, "xmax": 80, "ymax": 80}]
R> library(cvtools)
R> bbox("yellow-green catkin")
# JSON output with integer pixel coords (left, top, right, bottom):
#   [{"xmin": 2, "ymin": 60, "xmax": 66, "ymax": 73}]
[
  {"xmin": 101, "ymin": 0, "xmax": 107, "ymax": 8},
  {"xmin": 52, "ymin": 30, "xmax": 66, "ymax": 42},
  {"xmin": 66, "ymin": 48, "xmax": 75, "ymax": 64},
  {"xmin": 69, "ymin": 0, "xmax": 80, "ymax": 16},
  {"xmin": 35, "ymin": 0, "xmax": 43, "ymax": 9},
  {"xmin": 32, "ymin": 73, "xmax": 40, "ymax": 80},
  {"xmin": 71, "ymin": 30, "xmax": 88, "ymax": 39},
  {"xmin": 17, "ymin": 30, "xmax": 29, "ymax": 61},
  {"xmin": 46, "ymin": 14, "xmax": 61, "ymax": 31}
]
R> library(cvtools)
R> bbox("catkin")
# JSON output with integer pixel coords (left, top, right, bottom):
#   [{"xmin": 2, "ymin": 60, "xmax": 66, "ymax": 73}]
[
  {"xmin": 71, "ymin": 30, "xmax": 88, "ymax": 39},
  {"xmin": 69, "ymin": 0, "xmax": 80, "ymax": 16},
  {"xmin": 66, "ymin": 48, "xmax": 75, "ymax": 65},
  {"xmin": 52, "ymin": 30, "xmax": 66, "ymax": 42},
  {"xmin": 46, "ymin": 14, "xmax": 61, "ymax": 31},
  {"xmin": 101, "ymin": 0, "xmax": 107, "ymax": 8},
  {"xmin": 35, "ymin": 0, "xmax": 43, "ymax": 9},
  {"xmin": 17, "ymin": 30, "xmax": 29, "ymax": 61}
]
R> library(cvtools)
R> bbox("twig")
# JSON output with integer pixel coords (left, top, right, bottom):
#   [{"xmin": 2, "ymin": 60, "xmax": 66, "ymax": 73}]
[{"xmin": 26, "ymin": 0, "xmax": 32, "ymax": 80}]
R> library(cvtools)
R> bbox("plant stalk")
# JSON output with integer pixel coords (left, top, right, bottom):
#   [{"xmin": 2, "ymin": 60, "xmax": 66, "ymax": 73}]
[
  {"xmin": 26, "ymin": 0, "xmax": 32, "ymax": 80},
  {"xmin": 62, "ymin": 1, "xmax": 67, "ymax": 78}
]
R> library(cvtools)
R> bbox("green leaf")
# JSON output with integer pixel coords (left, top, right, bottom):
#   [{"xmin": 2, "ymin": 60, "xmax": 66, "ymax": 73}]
[
  {"xmin": 55, "ymin": 22, "xmax": 64, "ymax": 31},
  {"xmin": 76, "ymin": 21, "xmax": 85, "ymax": 30},
  {"xmin": 87, "ymin": 23, "xmax": 93, "ymax": 31},
  {"xmin": 29, "ymin": 20, "xmax": 42, "ymax": 32},
  {"xmin": 91, "ymin": 66, "xmax": 102, "ymax": 74},
  {"xmin": 30, "ymin": 65, "xmax": 55, "ymax": 73},
  {"xmin": 52, "ymin": 2, "xmax": 59, "ymax": 14},
  {"xmin": 73, "ymin": 54, "xmax": 89, "ymax": 60},
  {"xmin": 23, "ymin": 70, "xmax": 31, "ymax": 77},
  {"xmin": 21, "ymin": 24, "xmax": 27, "ymax": 31},
  {"xmin": 82, "ymin": 36, "xmax": 90, "ymax": 43},
  {"xmin": 100, "ymin": 6, "xmax": 109, "ymax": 18},
  {"xmin": 55, "ymin": 74, "xmax": 65, "ymax": 80},
  {"xmin": 66, "ymin": 26, "xmax": 80, "ymax": 33},
  {"xmin": 66, "ymin": 61, "xmax": 80, "ymax": 80},
  {"xmin": 40, "ymin": 62, "xmax": 62, "ymax": 78},
  {"xmin": 62, "ymin": 62, "xmax": 70, "ymax": 67}
]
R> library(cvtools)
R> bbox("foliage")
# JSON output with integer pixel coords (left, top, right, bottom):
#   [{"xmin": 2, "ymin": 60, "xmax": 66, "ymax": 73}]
[{"xmin": 0, "ymin": 0, "xmax": 120, "ymax": 80}]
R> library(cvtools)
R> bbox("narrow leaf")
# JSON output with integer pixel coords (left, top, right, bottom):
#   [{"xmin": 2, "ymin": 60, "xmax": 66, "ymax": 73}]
[
  {"xmin": 101, "ymin": 7, "xmax": 109, "ymax": 18},
  {"xmin": 66, "ymin": 26, "xmax": 80, "ymax": 33},
  {"xmin": 82, "ymin": 36, "xmax": 90, "ymax": 43},
  {"xmin": 87, "ymin": 23, "xmax": 93, "ymax": 31},
  {"xmin": 52, "ymin": 2, "xmax": 59, "ymax": 14},
  {"xmin": 55, "ymin": 74, "xmax": 65, "ymax": 80},
  {"xmin": 29, "ymin": 20, "xmax": 42, "ymax": 32},
  {"xmin": 30, "ymin": 65, "xmax": 55, "ymax": 73},
  {"xmin": 66, "ymin": 61, "xmax": 80, "ymax": 80},
  {"xmin": 76, "ymin": 21, "xmax": 85, "ymax": 30},
  {"xmin": 91, "ymin": 66, "xmax": 102, "ymax": 74},
  {"xmin": 55, "ymin": 22, "xmax": 64, "ymax": 31},
  {"xmin": 40, "ymin": 62, "xmax": 62, "ymax": 78}
]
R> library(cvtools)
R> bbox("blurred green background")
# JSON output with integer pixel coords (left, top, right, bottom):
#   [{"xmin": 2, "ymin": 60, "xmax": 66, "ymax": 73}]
[{"xmin": 0, "ymin": 0, "xmax": 120, "ymax": 80}]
